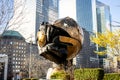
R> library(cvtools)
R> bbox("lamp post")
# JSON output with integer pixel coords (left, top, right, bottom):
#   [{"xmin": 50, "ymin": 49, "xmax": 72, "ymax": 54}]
[
  {"xmin": 29, "ymin": 40, "xmax": 32, "ymax": 78},
  {"xmin": 26, "ymin": 35, "xmax": 33, "ymax": 78}
]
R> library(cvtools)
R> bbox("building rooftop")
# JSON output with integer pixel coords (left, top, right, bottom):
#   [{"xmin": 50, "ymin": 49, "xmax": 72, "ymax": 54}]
[
  {"xmin": 96, "ymin": 1, "xmax": 109, "ymax": 7},
  {"xmin": 1, "ymin": 30, "xmax": 25, "ymax": 40}
]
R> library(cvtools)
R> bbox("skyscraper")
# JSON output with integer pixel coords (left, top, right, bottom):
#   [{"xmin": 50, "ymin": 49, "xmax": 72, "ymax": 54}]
[
  {"xmin": 96, "ymin": 1, "xmax": 112, "ymax": 69},
  {"xmin": 96, "ymin": 1, "xmax": 112, "ymax": 33},
  {"xmin": 0, "ymin": 30, "xmax": 27, "ymax": 79},
  {"xmin": 75, "ymin": 0, "xmax": 112, "ymax": 68},
  {"xmin": 75, "ymin": 0, "xmax": 99, "ymax": 68},
  {"xmin": 73, "ymin": 28, "xmax": 99, "ymax": 68},
  {"xmin": 35, "ymin": 0, "xmax": 59, "ymax": 41},
  {"xmin": 76, "ymin": 0, "xmax": 97, "ymax": 33}
]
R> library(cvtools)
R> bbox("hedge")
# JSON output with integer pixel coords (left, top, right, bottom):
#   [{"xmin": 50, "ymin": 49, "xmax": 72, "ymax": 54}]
[
  {"xmin": 22, "ymin": 78, "xmax": 38, "ymax": 80},
  {"xmin": 103, "ymin": 73, "xmax": 120, "ymax": 80},
  {"xmin": 50, "ymin": 70, "xmax": 70, "ymax": 80},
  {"xmin": 50, "ymin": 68, "xmax": 104, "ymax": 80},
  {"xmin": 74, "ymin": 68, "xmax": 104, "ymax": 80},
  {"xmin": 48, "ymin": 68, "xmax": 120, "ymax": 80}
]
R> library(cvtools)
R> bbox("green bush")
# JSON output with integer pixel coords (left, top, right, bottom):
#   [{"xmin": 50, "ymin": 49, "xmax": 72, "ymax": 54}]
[
  {"xmin": 103, "ymin": 73, "xmax": 120, "ymax": 80},
  {"xmin": 22, "ymin": 78, "xmax": 38, "ymax": 80},
  {"xmin": 50, "ymin": 70, "xmax": 70, "ymax": 80},
  {"xmin": 49, "ymin": 68, "xmax": 120, "ymax": 80},
  {"xmin": 74, "ymin": 68, "xmax": 104, "ymax": 80}
]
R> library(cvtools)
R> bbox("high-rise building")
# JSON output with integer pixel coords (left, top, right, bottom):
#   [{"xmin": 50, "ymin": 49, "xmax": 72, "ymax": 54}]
[
  {"xmin": 12, "ymin": 0, "xmax": 59, "ymax": 43},
  {"xmin": 76, "ymin": 0, "xmax": 111, "ymax": 33},
  {"xmin": 76, "ymin": 0, "xmax": 97, "ymax": 33},
  {"xmin": 35, "ymin": 0, "xmax": 59, "ymax": 42},
  {"xmin": 75, "ymin": 0, "xmax": 99, "ymax": 68},
  {"xmin": 96, "ymin": 1, "xmax": 112, "ymax": 33},
  {"xmin": 76, "ymin": 0, "xmax": 112, "ymax": 68},
  {"xmin": 73, "ymin": 28, "xmax": 99, "ymax": 68},
  {"xmin": 0, "ymin": 30, "xmax": 52, "ymax": 79},
  {"xmin": 96, "ymin": 1, "xmax": 112, "ymax": 69},
  {"xmin": 0, "ymin": 30, "xmax": 27, "ymax": 79}
]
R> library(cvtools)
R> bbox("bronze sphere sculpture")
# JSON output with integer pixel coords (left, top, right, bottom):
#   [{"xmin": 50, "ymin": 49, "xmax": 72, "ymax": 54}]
[{"xmin": 37, "ymin": 17, "xmax": 84, "ymax": 64}]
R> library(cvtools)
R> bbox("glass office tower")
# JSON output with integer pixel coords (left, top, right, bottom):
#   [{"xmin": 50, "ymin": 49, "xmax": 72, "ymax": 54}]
[
  {"xmin": 75, "ymin": 0, "xmax": 99, "ymax": 68},
  {"xmin": 96, "ymin": 1, "xmax": 111, "ymax": 33},
  {"xmin": 75, "ymin": 0, "xmax": 112, "ymax": 68},
  {"xmin": 96, "ymin": 1, "xmax": 112, "ymax": 69},
  {"xmin": 36, "ymin": 0, "xmax": 59, "ymax": 42},
  {"xmin": 76, "ymin": 0, "xmax": 97, "ymax": 33}
]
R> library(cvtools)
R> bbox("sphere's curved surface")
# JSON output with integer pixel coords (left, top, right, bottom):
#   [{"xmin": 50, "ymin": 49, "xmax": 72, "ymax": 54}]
[{"xmin": 37, "ymin": 17, "xmax": 84, "ymax": 64}]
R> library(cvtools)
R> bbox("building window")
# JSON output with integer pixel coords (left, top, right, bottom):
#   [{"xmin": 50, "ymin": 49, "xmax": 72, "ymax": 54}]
[
  {"xmin": 10, "ymin": 42, "xmax": 13, "ymax": 44},
  {"xmin": 13, "ymin": 58, "xmax": 15, "ymax": 60}
]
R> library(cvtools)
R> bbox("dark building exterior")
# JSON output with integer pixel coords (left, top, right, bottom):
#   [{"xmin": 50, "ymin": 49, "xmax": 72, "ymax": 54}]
[
  {"xmin": 76, "ymin": 0, "xmax": 112, "ymax": 69},
  {"xmin": 0, "ymin": 30, "xmax": 27, "ymax": 79},
  {"xmin": 74, "ymin": 29, "xmax": 99, "ymax": 68},
  {"xmin": 96, "ymin": 1, "xmax": 112, "ymax": 69},
  {"xmin": 0, "ymin": 63, "xmax": 5, "ymax": 80},
  {"xmin": 0, "ymin": 30, "xmax": 52, "ymax": 79}
]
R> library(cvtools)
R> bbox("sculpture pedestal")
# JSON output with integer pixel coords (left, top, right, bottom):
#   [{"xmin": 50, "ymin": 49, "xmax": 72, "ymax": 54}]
[
  {"xmin": 49, "ymin": 60, "xmax": 74, "ymax": 80},
  {"xmin": 64, "ymin": 60, "xmax": 74, "ymax": 80}
]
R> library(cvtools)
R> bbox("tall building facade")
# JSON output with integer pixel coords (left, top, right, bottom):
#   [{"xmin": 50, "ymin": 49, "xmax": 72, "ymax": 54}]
[
  {"xmin": 76, "ymin": 0, "xmax": 112, "ymax": 68},
  {"xmin": 96, "ymin": 1, "xmax": 112, "ymax": 33},
  {"xmin": 96, "ymin": 1, "xmax": 112, "ymax": 69},
  {"xmin": 0, "ymin": 30, "xmax": 27, "ymax": 79},
  {"xmin": 36, "ymin": 0, "xmax": 59, "ymax": 41},
  {"xmin": 73, "ymin": 29, "xmax": 99, "ymax": 68},
  {"xmin": 75, "ymin": 0, "xmax": 99, "ymax": 68},
  {"xmin": 0, "ymin": 30, "xmax": 52, "ymax": 79},
  {"xmin": 76, "ymin": 0, "xmax": 97, "ymax": 33},
  {"xmin": 76, "ymin": 0, "xmax": 111, "ymax": 33}
]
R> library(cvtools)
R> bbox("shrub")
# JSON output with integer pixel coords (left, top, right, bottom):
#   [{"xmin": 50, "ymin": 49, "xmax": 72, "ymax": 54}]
[
  {"xmin": 103, "ymin": 73, "xmax": 120, "ymax": 80},
  {"xmin": 49, "ymin": 68, "xmax": 120, "ymax": 80},
  {"xmin": 50, "ymin": 70, "xmax": 70, "ymax": 80},
  {"xmin": 74, "ymin": 68, "xmax": 104, "ymax": 80},
  {"xmin": 22, "ymin": 78, "xmax": 38, "ymax": 80}
]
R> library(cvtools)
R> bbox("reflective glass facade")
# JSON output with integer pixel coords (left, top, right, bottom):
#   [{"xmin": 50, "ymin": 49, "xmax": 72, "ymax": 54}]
[
  {"xmin": 76, "ymin": 0, "xmax": 97, "ymax": 33},
  {"xmin": 96, "ymin": 1, "xmax": 111, "ymax": 33},
  {"xmin": 35, "ymin": 0, "xmax": 59, "ymax": 41},
  {"xmin": 96, "ymin": 1, "xmax": 112, "ymax": 69}
]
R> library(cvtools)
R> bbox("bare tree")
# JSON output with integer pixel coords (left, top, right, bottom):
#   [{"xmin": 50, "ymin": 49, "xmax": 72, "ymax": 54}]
[
  {"xmin": 23, "ymin": 54, "xmax": 52, "ymax": 78},
  {"xmin": 0, "ymin": 0, "xmax": 27, "ymax": 34},
  {"xmin": 0, "ymin": 0, "xmax": 27, "ymax": 75},
  {"xmin": 0, "ymin": 0, "xmax": 13, "ymax": 32}
]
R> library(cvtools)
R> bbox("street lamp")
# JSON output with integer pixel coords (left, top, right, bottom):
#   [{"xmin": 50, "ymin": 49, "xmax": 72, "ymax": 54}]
[
  {"xmin": 28, "ymin": 37, "xmax": 33, "ymax": 78},
  {"xmin": 28, "ymin": 40, "xmax": 32, "ymax": 78}
]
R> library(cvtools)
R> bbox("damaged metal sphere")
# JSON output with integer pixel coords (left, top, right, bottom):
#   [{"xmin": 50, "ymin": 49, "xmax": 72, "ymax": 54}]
[{"xmin": 37, "ymin": 17, "xmax": 84, "ymax": 64}]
